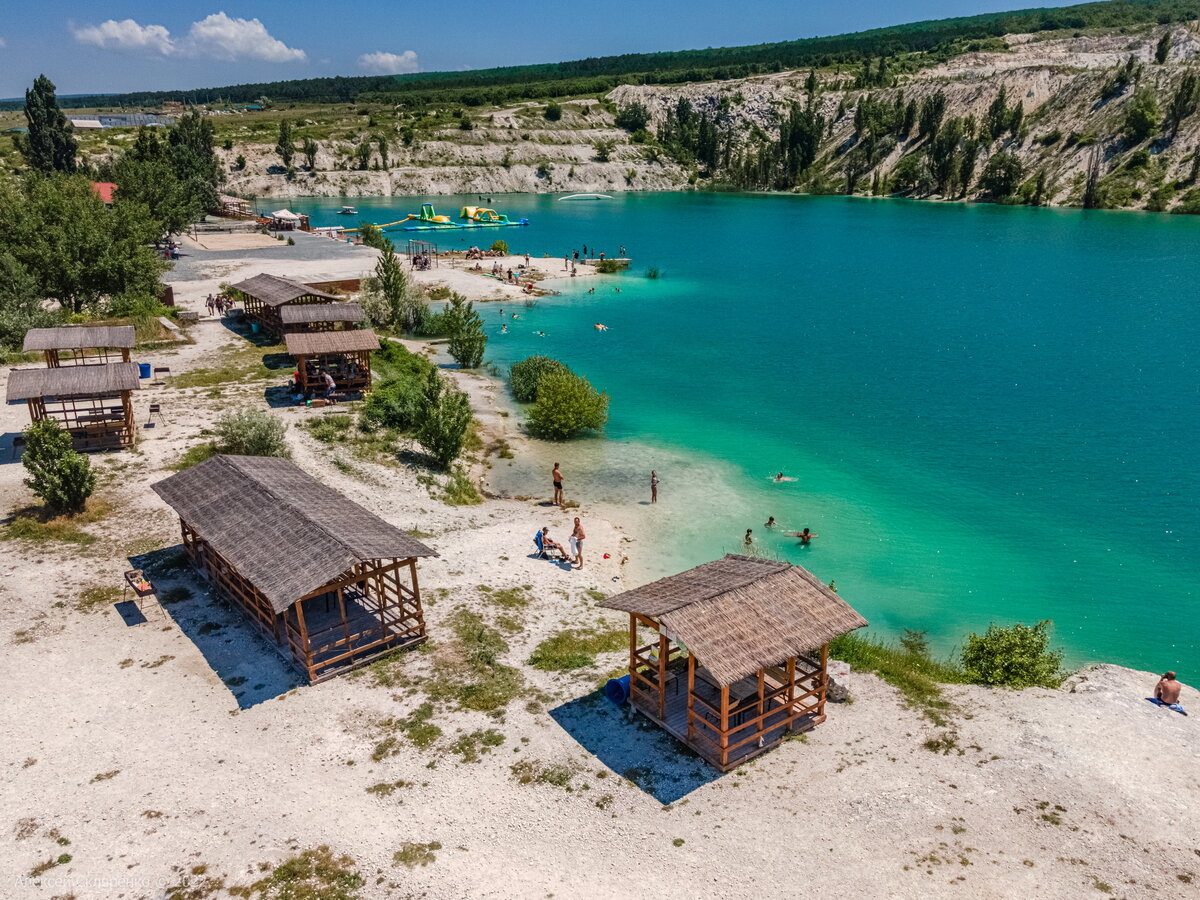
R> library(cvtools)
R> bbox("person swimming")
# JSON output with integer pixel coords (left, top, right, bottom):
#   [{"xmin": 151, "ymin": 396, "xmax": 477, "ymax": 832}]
[
  {"xmin": 594, "ymin": 323, "xmax": 609, "ymax": 331},
  {"xmin": 500, "ymin": 324, "xmax": 508, "ymax": 334},
  {"xmin": 765, "ymin": 516, "xmax": 777, "ymax": 527},
  {"xmin": 743, "ymin": 529, "xmax": 753, "ymax": 546},
  {"xmin": 786, "ymin": 527, "xmax": 818, "ymax": 545}
]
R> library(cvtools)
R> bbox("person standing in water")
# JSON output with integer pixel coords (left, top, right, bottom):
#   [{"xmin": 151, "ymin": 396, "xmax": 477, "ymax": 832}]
[
  {"xmin": 572, "ymin": 517, "xmax": 586, "ymax": 569},
  {"xmin": 650, "ymin": 470, "xmax": 659, "ymax": 504},
  {"xmin": 744, "ymin": 529, "xmax": 753, "ymax": 546},
  {"xmin": 786, "ymin": 527, "xmax": 818, "ymax": 545},
  {"xmin": 552, "ymin": 462, "xmax": 564, "ymax": 507},
  {"xmin": 765, "ymin": 516, "xmax": 777, "ymax": 527}
]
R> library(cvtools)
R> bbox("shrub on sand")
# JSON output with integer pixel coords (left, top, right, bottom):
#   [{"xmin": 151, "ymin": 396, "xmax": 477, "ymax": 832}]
[
  {"xmin": 21, "ymin": 419, "xmax": 95, "ymax": 513},
  {"xmin": 961, "ymin": 620, "xmax": 1066, "ymax": 688},
  {"xmin": 509, "ymin": 355, "xmax": 571, "ymax": 403},
  {"xmin": 214, "ymin": 408, "xmax": 290, "ymax": 458},
  {"xmin": 526, "ymin": 371, "xmax": 609, "ymax": 441}
]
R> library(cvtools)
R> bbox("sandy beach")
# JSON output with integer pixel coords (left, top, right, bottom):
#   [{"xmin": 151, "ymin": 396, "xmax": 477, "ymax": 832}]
[{"xmin": 1, "ymin": 230, "xmax": 1197, "ymax": 899}]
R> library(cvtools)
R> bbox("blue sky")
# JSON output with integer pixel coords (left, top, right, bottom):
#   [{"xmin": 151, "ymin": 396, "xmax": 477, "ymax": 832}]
[{"xmin": 0, "ymin": 1, "xmax": 1081, "ymax": 98}]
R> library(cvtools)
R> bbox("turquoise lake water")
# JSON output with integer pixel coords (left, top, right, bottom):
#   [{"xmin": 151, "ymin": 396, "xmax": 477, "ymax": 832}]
[{"xmin": 293, "ymin": 192, "xmax": 1199, "ymax": 672}]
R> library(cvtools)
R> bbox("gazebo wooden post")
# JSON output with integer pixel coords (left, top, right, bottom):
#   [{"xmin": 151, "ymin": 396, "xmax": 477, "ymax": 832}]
[
  {"xmin": 293, "ymin": 601, "xmax": 313, "ymax": 674},
  {"xmin": 786, "ymin": 656, "xmax": 797, "ymax": 730},
  {"xmin": 336, "ymin": 584, "xmax": 352, "ymax": 646},
  {"xmin": 818, "ymin": 642, "xmax": 830, "ymax": 718},
  {"xmin": 121, "ymin": 390, "xmax": 134, "ymax": 446},
  {"xmin": 719, "ymin": 684, "xmax": 730, "ymax": 768},
  {"xmin": 627, "ymin": 613, "xmax": 637, "ymax": 689},
  {"xmin": 657, "ymin": 630, "xmax": 668, "ymax": 720},
  {"xmin": 686, "ymin": 654, "xmax": 696, "ymax": 743},
  {"xmin": 757, "ymin": 668, "xmax": 765, "ymax": 724},
  {"xmin": 407, "ymin": 557, "xmax": 424, "ymax": 633}
]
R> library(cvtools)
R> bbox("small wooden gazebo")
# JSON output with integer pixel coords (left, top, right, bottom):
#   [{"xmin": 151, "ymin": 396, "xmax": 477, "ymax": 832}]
[
  {"xmin": 7, "ymin": 362, "xmax": 140, "ymax": 450},
  {"xmin": 23, "ymin": 325, "xmax": 135, "ymax": 367},
  {"xmin": 152, "ymin": 455, "xmax": 437, "ymax": 683},
  {"xmin": 280, "ymin": 302, "xmax": 365, "ymax": 334},
  {"xmin": 602, "ymin": 555, "xmax": 867, "ymax": 771},
  {"xmin": 229, "ymin": 274, "xmax": 338, "ymax": 340},
  {"xmin": 284, "ymin": 329, "xmax": 380, "ymax": 395}
]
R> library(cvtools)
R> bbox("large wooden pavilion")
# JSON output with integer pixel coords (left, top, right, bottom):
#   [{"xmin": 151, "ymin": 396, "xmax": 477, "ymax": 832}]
[
  {"xmin": 280, "ymin": 302, "xmax": 365, "ymax": 334},
  {"xmin": 602, "ymin": 554, "xmax": 867, "ymax": 772},
  {"xmin": 23, "ymin": 325, "xmax": 136, "ymax": 367},
  {"xmin": 7, "ymin": 362, "xmax": 140, "ymax": 450},
  {"xmin": 152, "ymin": 455, "xmax": 436, "ymax": 683},
  {"xmin": 229, "ymin": 274, "xmax": 338, "ymax": 340},
  {"xmin": 284, "ymin": 329, "xmax": 380, "ymax": 395}
]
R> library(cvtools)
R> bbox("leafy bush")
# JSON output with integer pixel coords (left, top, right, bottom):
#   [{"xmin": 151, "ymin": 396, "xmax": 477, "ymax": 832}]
[
  {"xmin": 961, "ymin": 620, "xmax": 1065, "ymax": 688},
  {"xmin": 615, "ymin": 101, "xmax": 651, "ymax": 133},
  {"xmin": 415, "ymin": 370, "xmax": 473, "ymax": 468},
  {"xmin": 21, "ymin": 419, "xmax": 95, "ymax": 512},
  {"xmin": 214, "ymin": 408, "xmax": 290, "ymax": 458},
  {"xmin": 360, "ymin": 242, "xmax": 429, "ymax": 333},
  {"xmin": 509, "ymin": 355, "xmax": 571, "ymax": 402},
  {"xmin": 543, "ymin": 101, "xmax": 562, "ymax": 121},
  {"xmin": 1123, "ymin": 88, "xmax": 1160, "ymax": 144},
  {"xmin": 593, "ymin": 138, "xmax": 617, "ymax": 162},
  {"xmin": 363, "ymin": 345, "xmax": 437, "ymax": 431},
  {"xmin": 594, "ymin": 258, "xmax": 623, "ymax": 273},
  {"xmin": 526, "ymin": 371, "xmax": 609, "ymax": 440},
  {"xmin": 358, "ymin": 221, "xmax": 391, "ymax": 251},
  {"xmin": 489, "ymin": 239, "xmax": 508, "ymax": 254}
]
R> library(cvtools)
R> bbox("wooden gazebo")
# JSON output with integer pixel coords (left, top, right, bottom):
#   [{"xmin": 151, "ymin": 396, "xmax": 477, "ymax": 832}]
[
  {"xmin": 229, "ymin": 274, "xmax": 338, "ymax": 340},
  {"xmin": 23, "ymin": 325, "xmax": 135, "ymax": 367},
  {"xmin": 7, "ymin": 363, "xmax": 140, "ymax": 450},
  {"xmin": 152, "ymin": 455, "xmax": 437, "ymax": 683},
  {"xmin": 280, "ymin": 302, "xmax": 365, "ymax": 334},
  {"xmin": 603, "ymin": 555, "xmax": 867, "ymax": 772},
  {"xmin": 284, "ymin": 329, "xmax": 380, "ymax": 395}
]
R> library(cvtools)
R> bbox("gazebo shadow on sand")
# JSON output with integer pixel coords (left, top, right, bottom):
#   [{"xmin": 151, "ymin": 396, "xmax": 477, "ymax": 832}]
[
  {"xmin": 130, "ymin": 546, "xmax": 303, "ymax": 709},
  {"xmin": 549, "ymin": 692, "xmax": 720, "ymax": 804}
]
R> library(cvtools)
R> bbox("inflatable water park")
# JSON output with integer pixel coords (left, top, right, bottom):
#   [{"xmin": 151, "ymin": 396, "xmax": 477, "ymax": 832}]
[{"xmin": 342, "ymin": 203, "xmax": 530, "ymax": 233}]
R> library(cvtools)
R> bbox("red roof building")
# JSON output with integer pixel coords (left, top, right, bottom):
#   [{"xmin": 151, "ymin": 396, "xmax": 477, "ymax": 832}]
[{"xmin": 91, "ymin": 182, "xmax": 117, "ymax": 204}]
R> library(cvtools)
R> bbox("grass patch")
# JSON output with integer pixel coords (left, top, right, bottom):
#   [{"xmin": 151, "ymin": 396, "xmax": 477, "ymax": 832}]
[
  {"xmin": 828, "ymin": 630, "xmax": 966, "ymax": 725},
  {"xmin": 170, "ymin": 442, "xmax": 218, "ymax": 471},
  {"xmin": 29, "ymin": 854, "xmax": 72, "ymax": 877},
  {"xmin": 365, "ymin": 780, "xmax": 412, "ymax": 797},
  {"xmin": 353, "ymin": 647, "xmax": 414, "ymax": 689},
  {"xmin": 237, "ymin": 846, "xmax": 363, "ymax": 899},
  {"xmin": 449, "ymin": 728, "xmax": 505, "ymax": 763},
  {"xmin": 392, "ymin": 841, "xmax": 442, "ymax": 869},
  {"xmin": 77, "ymin": 584, "xmax": 121, "ymax": 613},
  {"xmin": 372, "ymin": 702, "xmax": 442, "ymax": 760},
  {"xmin": 169, "ymin": 342, "xmax": 287, "ymax": 389},
  {"xmin": 3, "ymin": 497, "xmax": 114, "ymax": 545},
  {"xmin": 528, "ymin": 627, "xmax": 626, "ymax": 671},
  {"xmin": 302, "ymin": 415, "xmax": 399, "ymax": 466},
  {"xmin": 426, "ymin": 609, "xmax": 524, "ymax": 712},
  {"xmin": 442, "ymin": 466, "xmax": 482, "ymax": 505},
  {"xmin": 511, "ymin": 758, "xmax": 578, "ymax": 789},
  {"xmin": 477, "ymin": 584, "xmax": 532, "ymax": 608}
]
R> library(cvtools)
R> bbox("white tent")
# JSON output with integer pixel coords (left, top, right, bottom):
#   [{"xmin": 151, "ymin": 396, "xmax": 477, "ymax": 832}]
[{"xmin": 270, "ymin": 209, "xmax": 301, "ymax": 220}]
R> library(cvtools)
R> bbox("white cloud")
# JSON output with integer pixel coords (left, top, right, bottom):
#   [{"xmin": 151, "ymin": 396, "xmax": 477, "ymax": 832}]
[
  {"xmin": 0, "ymin": 36, "xmax": 8, "ymax": 49},
  {"xmin": 72, "ymin": 18, "xmax": 174, "ymax": 55},
  {"xmin": 71, "ymin": 12, "xmax": 305, "ymax": 63},
  {"xmin": 358, "ymin": 50, "xmax": 419, "ymax": 75},
  {"xmin": 184, "ymin": 13, "xmax": 306, "ymax": 63}
]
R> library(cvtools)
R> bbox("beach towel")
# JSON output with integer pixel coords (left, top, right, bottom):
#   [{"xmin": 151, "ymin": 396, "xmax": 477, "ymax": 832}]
[{"xmin": 1146, "ymin": 697, "xmax": 1188, "ymax": 715}]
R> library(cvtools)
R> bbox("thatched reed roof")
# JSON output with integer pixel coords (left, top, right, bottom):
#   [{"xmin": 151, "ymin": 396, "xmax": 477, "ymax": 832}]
[
  {"xmin": 284, "ymin": 329, "xmax": 380, "ymax": 357},
  {"xmin": 602, "ymin": 555, "xmax": 867, "ymax": 686},
  {"xmin": 280, "ymin": 303, "xmax": 364, "ymax": 325},
  {"xmin": 229, "ymin": 273, "xmax": 338, "ymax": 307},
  {"xmin": 6, "ymin": 362, "xmax": 141, "ymax": 402},
  {"xmin": 23, "ymin": 325, "xmax": 136, "ymax": 352},
  {"xmin": 152, "ymin": 455, "xmax": 436, "ymax": 613}
]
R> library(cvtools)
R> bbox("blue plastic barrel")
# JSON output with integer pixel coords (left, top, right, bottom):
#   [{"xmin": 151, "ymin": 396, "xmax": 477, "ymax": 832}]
[
  {"xmin": 138, "ymin": 362, "xmax": 151, "ymax": 378},
  {"xmin": 604, "ymin": 674, "xmax": 631, "ymax": 705},
  {"xmin": 250, "ymin": 322, "xmax": 260, "ymax": 335}
]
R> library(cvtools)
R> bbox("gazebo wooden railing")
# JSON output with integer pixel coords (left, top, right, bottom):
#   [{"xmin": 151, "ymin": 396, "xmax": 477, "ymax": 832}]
[
  {"xmin": 23, "ymin": 325, "xmax": 136, "ymax": 367},
  {"xmin": 603, "ymin": 555, "xmax": 867, "ymax": 772},
  {"xmin": 284, "ymin": 329, "xmax": 379, "ymax": 396},
  {"xmin": 229, "ymin": 273, "xmax": 339, "ymax": 340},
  {"xmin": 6, "ymin": 362, "xmax": 140, "ymax": 450}
]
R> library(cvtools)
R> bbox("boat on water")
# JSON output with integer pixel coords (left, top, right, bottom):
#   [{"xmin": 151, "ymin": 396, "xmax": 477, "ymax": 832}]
[
  {"xmin": 557, "ymin": 193, "xmax": 613, "ymax": 201},
  {"xmin": 337, "ymin": 205, "xmax": 358, "ymax": 215}
]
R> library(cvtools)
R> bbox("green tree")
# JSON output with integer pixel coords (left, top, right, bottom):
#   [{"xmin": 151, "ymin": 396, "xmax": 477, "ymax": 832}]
[
  {"xmin": 416, "ymin": 369, "xmax": 472, "ymax": 468},
  {"xmin": 21, "ymin": 419, "xmax": 95, "ymax": 512},
  {"xmin": 526, "ymin": 371, "xmax": 609, "ymax": 440},
  {"xmin": 444, "ymin": 293, "xmax": 486, "ymax": 369},
  {"xmin": 113, "ymin": 153, "xmax": 201, "ymax": 236},
  {"xmin": 593, "ymin": 139, "xmax": 617, "ymax": 162},
  {"xmin": 358, "ymin": 221, "xmax": 391, "ymax": 251},
  {"xmin": 917, "ymin": 90, "xmax": 946, "ymax": 142},
  {"xmin": 1166, "ymin": 71, "xmax": 1200, "ymax": 134},
  {"xmin": 614, "ymin": 102, "xmax": 650, "ymax": 132},
  {"xmin": 235, "ymin": 154, "xmax": 247, "ymax": 170},
  {"xmin": 0, "ymin": 175, "xmax": 165, "ymax": 314},
  {"xmin": 510, "ymin": 355, "xmax": 572, "ymax": 402},
  {"xmin": 1156, "ymin": 31, "xmax": 1172, "ymax": 65},
  {"xmin": 0, "ymin": 251, "xmax": 56, "ymax": 351},
  {"xmin": 1008, "ymin": 100, "xmax": 1024, "ymax": 139},
  {"xmin": 275, "ymin": 119, "xmax": 294, "ymax": 168},
  {"xmin": 489, "ymin": 239, "xmax": 508, "ymax": 254},
  {"xmin": 978, "ymin": 151, "xmax": 1024, "ymax": 198},
  {"xmin": 1123, "ymin": 87, "xmax": 1161, "ymax": 143},
  {"xmin": 370, "ymin": 242, "xmax": 428, "ymax": 333},
  {"xmin": 961, "ymin": 620, "xmax": 1065, "ymax": 688},
  {"xmin": 889, "ymin": 153, "xmax": 926, "ymax": 193},
  {"xmin": 16, "ymin": 75, "xmax": 77, "ymax": 173},
  {"xmin": 303, "ymin": 137, "xmax": 318, "ymax": 170},
  {"xmin": 355, "ymin": 140, "xmax": 372, "ymax": 170},
  {"xmin": 376, "ymin": 136, "xmax": 389, "ymax": 169},
  {"xmin": 985, "ymin": 86, "xmax": 1009, "ymax": 140},
  {"xmin": 543, "ymin": 101, "xmax": 562, "ymax": 121}
]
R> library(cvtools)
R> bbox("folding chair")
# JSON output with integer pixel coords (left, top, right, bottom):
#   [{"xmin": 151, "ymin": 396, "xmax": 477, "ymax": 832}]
[
  {"xmin": 145, "ymin": 403, "xmax": 162, "ymax": 428},
  {"xmin": 152, "ymin": 366, "xmax": 170, "ymax": 384}
]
